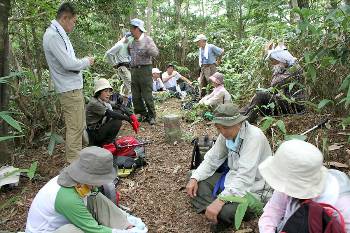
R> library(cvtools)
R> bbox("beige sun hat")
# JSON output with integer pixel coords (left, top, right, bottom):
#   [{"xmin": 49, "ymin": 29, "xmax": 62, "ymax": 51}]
[
  {"xmin": 94, "ymin": 78, "xmax": 113, "ymax": 94},
  {"xmin": 259, "ymin": 140, "xmax": 328, "ymax": 199},
  {"xmin": 211, "ymin": 103, "xmax": 248, "ymax": 126},
  {"xmin": 209, "ymin": 72, "xmax": 224, "ymax": 85},
  {"xmin": 58, "ymin": 146, "xmax": 116, "ymax": 187},
  {"xmin": 193, "ymin": 34, "xmax": 207, "ymax": 42},
  {"xmin": 130, "ymin": 18, "xmax": 147, "ymax": 32}
]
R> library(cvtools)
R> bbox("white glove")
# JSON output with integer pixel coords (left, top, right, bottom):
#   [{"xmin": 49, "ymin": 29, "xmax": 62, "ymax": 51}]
[{"xmin": 127, "ymin": 214, "xmax": 146, "ymax": 230}]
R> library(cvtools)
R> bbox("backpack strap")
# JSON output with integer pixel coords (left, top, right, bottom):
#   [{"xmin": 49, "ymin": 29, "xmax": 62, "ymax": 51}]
[
  {"xmin": 318, "ymin": 202, "xmax": 346, "ymax": 233},
  {"xmin": 302, "ymin": 200, "xmax": 346, "ymax": 233}
]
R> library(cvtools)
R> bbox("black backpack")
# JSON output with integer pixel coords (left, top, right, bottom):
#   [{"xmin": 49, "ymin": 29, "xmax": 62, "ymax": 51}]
[
  {"xmin": 280, "ymin": 200, "xmax": 345, "ymax": 233},
  {"xmin": 190, "ymin": 135, "xmax": 216, "ymax": 169}
]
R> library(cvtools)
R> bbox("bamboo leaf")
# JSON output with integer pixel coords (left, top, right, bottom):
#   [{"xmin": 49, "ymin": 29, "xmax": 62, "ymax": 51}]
[
  {"xmin": 318, "ymin": 99, "xmax": 333, "ymax": 109},
  {"xmin": 260, "ymin": 117, "xmax": 274, "ymax": 131},
  {"xmin": 276, "ymin": 120, "xmax": 287, "ymax": 134},
  {"xmin": 27, "ymin": 161, "xmax": 38, "ymax": 180},
  {"xmin": 0, "ymin": 135, "xmax": 23, "ymax": 142},
  {"xmin": 0, "ymin": 112, "xmax": 22, "ymax": 132},
  {"xmin": 285, "ymin": 134, "xmax": 307, "ymax": 141},
  {"xmin": 235, "ymin": 202, "xmax": 248, "ymax": 230}
]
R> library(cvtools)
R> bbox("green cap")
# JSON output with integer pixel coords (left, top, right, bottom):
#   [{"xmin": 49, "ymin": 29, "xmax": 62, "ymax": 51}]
[{"xmin": 212, "ymin": 103, "xmax": 247, "ymax": 126}]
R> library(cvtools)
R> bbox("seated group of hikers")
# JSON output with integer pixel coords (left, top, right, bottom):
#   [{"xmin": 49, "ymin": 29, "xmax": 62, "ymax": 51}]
[
  {"xmin": 25, "ymin": 18, "xmax": 348, "ymax": 233},
  {"xmin": 26, "ymin": 102, "xmax": 350, "ymax": 233}
]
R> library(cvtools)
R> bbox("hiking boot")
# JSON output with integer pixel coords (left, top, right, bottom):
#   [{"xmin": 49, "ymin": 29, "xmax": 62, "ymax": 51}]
[{"xmin": 148, "ymin": 118, "xmax": 156, "ymax": 125}]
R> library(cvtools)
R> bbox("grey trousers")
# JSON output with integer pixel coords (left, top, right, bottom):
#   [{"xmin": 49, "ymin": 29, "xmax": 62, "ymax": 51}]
[
  {"xmin": 191, "ymin": 173, "xmax": 239, "ymax": 225},
  {"xmin": 54, "ymin": 192, "xmax": 129, "ymax": 233}
]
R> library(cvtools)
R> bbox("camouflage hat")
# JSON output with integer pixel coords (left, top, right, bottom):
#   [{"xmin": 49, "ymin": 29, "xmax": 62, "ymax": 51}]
[{"xmin": 212, "ymin": 103, "xmax": 247, "ymax": 126}]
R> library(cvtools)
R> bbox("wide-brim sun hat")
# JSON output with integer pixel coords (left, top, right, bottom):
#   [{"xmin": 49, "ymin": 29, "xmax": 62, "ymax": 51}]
[
  {"xmin": 193, "ymin": 34, "xmax": 207, "ymax": 42},
  {"xmin": 209, "ymin": 72, "xmax": 224, "ymax": 85},
  {"xmin": 130, "ymin": 18, "xmax": 147, "ymax": 33},
  {"xmin": 211, "ymin": 103, "xmax": 248, "ymax": 126},
  {"xmin": 94, "ymin": 78, "xmax": 113, "ymax": 95},
  {"xmin": 58, "ymin": 146, "xmax": 116, "ymax": 187},
  {"xmin": 259, "ymin": 139, "xmax": 328, "ymax": 199},
  {"xmin": 152, "ymin": 68, "xmax": 162, "ymax": 74}
]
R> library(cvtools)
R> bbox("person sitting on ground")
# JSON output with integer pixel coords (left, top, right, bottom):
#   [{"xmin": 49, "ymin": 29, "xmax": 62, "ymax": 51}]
[
  {"xmin": 186, "ymin": 103, "xmax": 272, "ymax": 231},
  {"xmin": 152, "ymin": 68, "xmax": 165, "ymax": 92},
  {"xmin": 26, "ymin": 146, "xmax": 148, "ymax": 233},
  {"xmin": 258, "ymin": 140, "xmax": 350, "ymax": 233},
  {"xmin": 241, "ymin": 43, "xmax": 305, "ymax": 123},
  {"xmin": 198, "ymin": 72, "xmax": 232, "ymax": 107},
  {"xmin": 162, "ymin": 64, "xmax": 192, "ymax": 93},
  {"xmin": 86, "ymin": 78, "xmax": 139, "ymax": 146}
]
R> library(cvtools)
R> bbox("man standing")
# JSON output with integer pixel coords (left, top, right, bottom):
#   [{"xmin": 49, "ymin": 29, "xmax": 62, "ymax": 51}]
[
  {"xmin": 194, "ymin": 34, "xmax": 224, "ymax": 98},
  {"xmin": 128, "ymin": 18, "xmax": 159, "ymax": 125},
  {"xmin": 105, "ymin": 32, "xmax": 133, "ymax": 106},
  {"xmin": 43, "ymin": 2, "xmax": 94, "ymax": 163}
]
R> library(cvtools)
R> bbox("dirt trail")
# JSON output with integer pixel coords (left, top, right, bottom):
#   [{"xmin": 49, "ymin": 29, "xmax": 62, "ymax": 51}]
[{"xmin": 1, "ymin": 98, "xmax": 349, "ymax": 233}]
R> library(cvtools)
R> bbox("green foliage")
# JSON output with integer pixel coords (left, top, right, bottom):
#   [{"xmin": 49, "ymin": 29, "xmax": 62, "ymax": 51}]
[
  {"xmin": 46, "ymin": 132, "xmax": 64, "ymax": 156},
  {"xmin": 219, "ymin": 192, "xmax": 263, "ymax": 230},
  {"xmin": 183, "ymin": 104, "xmax": 212, "ymax": 123}
]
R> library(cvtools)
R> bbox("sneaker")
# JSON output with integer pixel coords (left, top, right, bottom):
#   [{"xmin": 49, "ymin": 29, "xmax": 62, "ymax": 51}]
[{"xmin": 148, "ymin": 118, "xmax": 156, "ymax": 125}]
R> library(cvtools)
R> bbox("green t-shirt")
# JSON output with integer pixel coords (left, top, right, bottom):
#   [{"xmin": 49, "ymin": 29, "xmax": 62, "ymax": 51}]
[{"xmin": 55, "ymin": 187, "xmax": 112, "ymax": 233}]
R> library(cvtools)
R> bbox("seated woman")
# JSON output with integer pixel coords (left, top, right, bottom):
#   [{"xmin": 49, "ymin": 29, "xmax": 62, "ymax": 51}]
[
  {"xmin": 198, "ymin": 72, "xmax": 232, "ymax": 107},
  {"xmin": 86, "ymin": 78, "xmax": 138, "ymax": 146},
  {"xmin": 241, "ymin": 43, "xmax": 305, "ymax": 123},
  {"xmin": 258, "ymin": 140, "xmax": 350, "ymax": 233},
  {"xmin": 152, "ymin": 68, "xmax": 165, "ymax": 92}
]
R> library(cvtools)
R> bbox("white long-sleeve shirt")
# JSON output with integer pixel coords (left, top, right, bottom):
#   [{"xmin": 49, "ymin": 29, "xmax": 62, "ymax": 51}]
[
  {"xmin": 43, "ymin": 27, "xmax": 90, "ymax": 93},
  {"xmin": 191, "ymin": 121, "xmax": 272, "ymax": 198}
]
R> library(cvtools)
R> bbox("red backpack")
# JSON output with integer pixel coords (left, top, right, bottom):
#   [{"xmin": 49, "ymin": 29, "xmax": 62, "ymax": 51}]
[
  {"xmin": 281, "ymin": 200, "xmax": 346, "ymax": 233},
  {"xmin": 103, "ymin": 136, "xmax": 139, "ymax": 158}
]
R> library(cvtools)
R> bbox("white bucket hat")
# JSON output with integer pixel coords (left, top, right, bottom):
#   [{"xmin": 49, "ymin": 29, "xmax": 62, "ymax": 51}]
[
  {"xmin": 259, "ymin": 140, "xmax": 328, "ymax": 199},
  {"xmin": 152, "ymin": 68, "xmax": 162, "ymax": 74},
  {"xmin": 193, "ymin": 34, "xmax": 207, "ymax": 42},
  {"xmin": 58, "ymin": 146, "xmax": 116, "ymax": 187},
  {"xmin": 94, "ymin": 78, "xmax": 113, "ymax": 95}
]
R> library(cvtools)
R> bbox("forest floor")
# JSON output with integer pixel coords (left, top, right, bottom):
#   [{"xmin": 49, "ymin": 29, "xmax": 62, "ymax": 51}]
[{"xmin": 0, "ymin": 98, "xmax": 349, "ymax": 233}]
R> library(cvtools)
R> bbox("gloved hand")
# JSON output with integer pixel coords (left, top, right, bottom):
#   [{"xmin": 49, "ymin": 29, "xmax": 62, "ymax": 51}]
[{"xmin": 129, "ymin": 114, "xmax": 141, "ymax": 134}]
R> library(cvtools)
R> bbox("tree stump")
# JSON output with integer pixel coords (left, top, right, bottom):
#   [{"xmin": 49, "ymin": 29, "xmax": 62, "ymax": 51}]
[{"xmin": 163, "ymin": 114, "xmax": 182, "ymax": 143}]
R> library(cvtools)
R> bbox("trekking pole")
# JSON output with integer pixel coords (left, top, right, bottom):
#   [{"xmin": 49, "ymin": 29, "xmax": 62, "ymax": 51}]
[
  {"xmin": 115, "ymin": 141, "xmax": 152, "ymax": 149},
  {"xmin": 300, "ymin": 118, "xmax": 329, "ymax": 135}
]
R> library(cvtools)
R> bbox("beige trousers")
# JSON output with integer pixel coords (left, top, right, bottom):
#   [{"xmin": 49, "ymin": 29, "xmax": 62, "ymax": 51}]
[
  {"xmin": 116, "ymin": 66, "xmax": 132, "ymax": 97},
  {"xmin": 199, "ymin": 64, "xmax": 217, "ymax": 97},
  {"xmin": 54, "ymin": 192, "xmax": 129, "ymax": 233},
  {"xmin": 59, "ymin": 89, "xmax": 85, "ymax": 163}
]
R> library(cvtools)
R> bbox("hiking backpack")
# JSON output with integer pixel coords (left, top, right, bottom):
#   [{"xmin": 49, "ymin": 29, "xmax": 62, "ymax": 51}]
[
  {"xmin": 281, "ymin": 200, "xmax": 346, "ymax": 233},
  {"xmin": 103, "ymin": 136, "xmax": 147, "ymax": 170},
  {"xmin": 190, "ymin": 135, "xmax": 216, "ymax": 169}
]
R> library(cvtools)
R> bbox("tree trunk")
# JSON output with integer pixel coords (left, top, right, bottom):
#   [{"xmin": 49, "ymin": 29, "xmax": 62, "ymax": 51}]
[
  {"xmin": 290, "ymin": 0, "xmax": 300, "ymax": 22},
  {"xmin": 297, "ymin": 0, "xmax": 309, "ymax": 8},
  {"xmin": 225, "ymin": 0, "xmax": 234, "ymax": 20},
  {"xmin": 146, "ymin": 0, "xmax": 152, "ymax": 36},
  {"xmin": 237, "ymin": 0, "xmax": 244, "ymax": 40},
  {"xmin": 0, "ymin": 0, "xmax": 11, "ymax": 164}
]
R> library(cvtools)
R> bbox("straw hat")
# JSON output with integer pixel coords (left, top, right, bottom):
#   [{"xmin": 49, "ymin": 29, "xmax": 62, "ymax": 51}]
[
  {"xmin": 259, "ymin": 140, "xmax": 328, "ymax": 199},
  {"xmin": 94, "ymin": 78, "xmax": 113, "ymax": 95},
  {"xmin": 58, "ymin": 146, "xmax": 116, "ymax": 187}
]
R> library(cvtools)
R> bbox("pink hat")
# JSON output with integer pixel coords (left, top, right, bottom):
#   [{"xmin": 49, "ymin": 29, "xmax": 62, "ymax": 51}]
[{"xmin": 209, "ymin": 72, "xmax": 224, "ymax": 85}]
